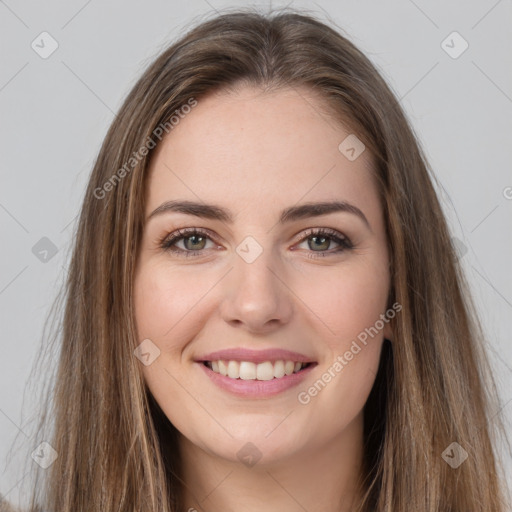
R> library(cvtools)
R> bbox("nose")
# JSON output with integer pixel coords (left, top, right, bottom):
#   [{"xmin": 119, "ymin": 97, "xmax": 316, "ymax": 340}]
[{"xmin": 219, "ymin": 246, "xmax": 293, "ymax": 334}]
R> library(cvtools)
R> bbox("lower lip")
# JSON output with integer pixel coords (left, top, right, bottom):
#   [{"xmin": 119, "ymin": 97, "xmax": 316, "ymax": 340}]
[{"xmin": 197, "ymin": 362, "xmax": 316, "ymax": 398}]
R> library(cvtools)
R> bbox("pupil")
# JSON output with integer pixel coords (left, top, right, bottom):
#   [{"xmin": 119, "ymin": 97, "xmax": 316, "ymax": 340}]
[
  {"xmin": 310, "ymin": 235, "xmax": 329, "ymax": 251},
  {"xmin": 186, "ymin": 235, "xmax": 204, "ymax": 250}
]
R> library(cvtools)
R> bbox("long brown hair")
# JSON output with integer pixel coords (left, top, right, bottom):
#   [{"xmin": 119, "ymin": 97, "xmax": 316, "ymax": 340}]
[{"xmin": 14, "ymin": 6, "xmax": 509, "ymax": 511}]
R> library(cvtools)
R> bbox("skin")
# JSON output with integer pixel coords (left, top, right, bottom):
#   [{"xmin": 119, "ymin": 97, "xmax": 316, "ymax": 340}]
[{"xmin": 134, "ymin": 85, "xmax": 392, "ymax": 512}]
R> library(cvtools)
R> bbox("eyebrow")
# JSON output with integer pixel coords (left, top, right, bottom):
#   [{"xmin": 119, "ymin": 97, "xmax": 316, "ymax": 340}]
[{"xmin": 147, "ymin": 199, "xmax": 371, "ymax": 229}]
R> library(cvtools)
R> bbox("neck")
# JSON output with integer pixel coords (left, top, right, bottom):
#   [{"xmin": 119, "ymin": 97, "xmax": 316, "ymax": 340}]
[{"xmin": 178, "ymin": 412, "xmax": 365, "ymax": 512}]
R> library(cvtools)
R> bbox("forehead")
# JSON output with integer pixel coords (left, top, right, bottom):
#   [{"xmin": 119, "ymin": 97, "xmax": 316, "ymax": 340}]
[{"xmin": 145, "ymin": 86, "xmax": 379, "ymax": 223}]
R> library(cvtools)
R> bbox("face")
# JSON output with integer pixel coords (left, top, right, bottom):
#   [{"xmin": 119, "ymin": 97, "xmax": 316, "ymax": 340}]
[{"xmin": 134, "ymin": 85, "xmax": 392, "ymax": 465}]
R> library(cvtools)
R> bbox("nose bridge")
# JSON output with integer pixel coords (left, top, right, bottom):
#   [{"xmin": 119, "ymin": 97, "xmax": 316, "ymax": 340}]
[{"xmin": 219, "ymin": 234, "xmax": 293, "ymax": 331}]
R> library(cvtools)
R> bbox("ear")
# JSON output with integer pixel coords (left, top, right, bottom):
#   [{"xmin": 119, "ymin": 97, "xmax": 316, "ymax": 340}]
[{"xmin": 383, "ymin": 318, "xmax": 393, "ymax": 342}]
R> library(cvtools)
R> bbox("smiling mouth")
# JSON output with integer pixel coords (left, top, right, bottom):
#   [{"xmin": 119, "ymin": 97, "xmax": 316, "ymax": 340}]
[{"xmin": 203, "ymin": 360, "xmax": 315, "ymax": 380}]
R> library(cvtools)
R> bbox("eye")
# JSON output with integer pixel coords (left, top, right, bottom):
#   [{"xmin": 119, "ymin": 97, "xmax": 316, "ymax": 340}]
[
  {"xmin": 160, "ymin": 228, "xmax": 217, "ymax": 257},
  {"xmin": 159, "ymin": 227, "xmax": 353, "ymax": 258},
  {"xmin": 294, "ymin": 227, "xmax": 353, "ymax": 258}
]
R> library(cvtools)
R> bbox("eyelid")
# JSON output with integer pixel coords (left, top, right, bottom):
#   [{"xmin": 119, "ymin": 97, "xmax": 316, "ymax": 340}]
[
  {"xmin": 159, "ymin": 227, "xmax": 221, "ymax": 251},
  {"xmin": 290, "ymin": 226, "xmax": 352, "ymax": 246},
  {"xmin": 159, "ymin": 226, "xmax": 353, "ymax": 256}
]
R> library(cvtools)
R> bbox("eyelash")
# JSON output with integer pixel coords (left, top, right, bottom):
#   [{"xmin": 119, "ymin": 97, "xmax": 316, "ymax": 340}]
[{"xmin": 159, "ymin": 227, "xmax": 354, "ymax": 259}]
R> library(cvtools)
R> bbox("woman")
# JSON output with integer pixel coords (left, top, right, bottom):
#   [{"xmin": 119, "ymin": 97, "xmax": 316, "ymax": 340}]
[{"xmin": 17, "ymin": 7, "xmax": 509, "ymax": 512}]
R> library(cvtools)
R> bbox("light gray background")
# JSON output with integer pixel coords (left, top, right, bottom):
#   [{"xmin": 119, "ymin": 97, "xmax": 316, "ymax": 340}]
[{"xmin": 1, "ymin": 0, "xmax": 511, "ymax": 507}]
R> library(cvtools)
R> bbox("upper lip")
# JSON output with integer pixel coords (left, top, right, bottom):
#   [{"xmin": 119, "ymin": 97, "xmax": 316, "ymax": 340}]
[{"xmin": 196, "ymin": 348, "xmax": 316, "ymax": 364}]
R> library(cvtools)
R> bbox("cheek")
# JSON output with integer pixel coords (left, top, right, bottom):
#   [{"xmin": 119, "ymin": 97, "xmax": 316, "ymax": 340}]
[
  {"xmin": 133, "ymin": 262, "xmax": 213, "ymax": 343},
  {"xmin": 293, "ymin": 259, "xmax": 390, "ymax": 346},
  {"xmin": 303, "ymin": 259, "xmax": 389, "ymax": 422},
  {"xmin": 133, "ymin": 263, "xmax": 210, "ymax": 429}
]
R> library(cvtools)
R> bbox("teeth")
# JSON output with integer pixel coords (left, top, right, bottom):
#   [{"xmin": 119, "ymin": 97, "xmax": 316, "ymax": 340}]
[
  {"xmin": 218, "ymin": 360, "xmax": 228, "ymax": 376},
  {"xmin": 274, "ymin": 360, "xmax": 285, "ymax": 378},
  {"xmin": 256, "ymin": 361, "xmax": 274, "ymax": 381},
  {"xmin": 206, "ymin": 359, "xmax": 308, "ymax": 380},
  {"xmin": 239, "ymin": 361, "xmax": 256, "ymax": 380},
  {"xmin": 227, "ymin": 360, "xmax": 239, "ymax": 379}
]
